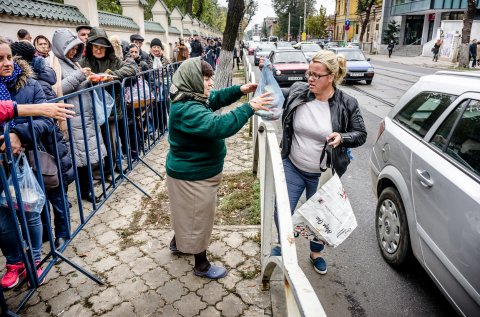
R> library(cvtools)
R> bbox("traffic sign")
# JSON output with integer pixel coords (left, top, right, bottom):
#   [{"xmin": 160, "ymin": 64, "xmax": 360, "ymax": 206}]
[
  {"xmin": 345, "ymin": 25, "xmax": 350, "ymax": 31},
  {"xmin": 301, "ymin": 32, "xmax": 307, "ymax": 41},
  {"xmin": 346, "ymin": 20, "xmax": 350, "ymax": 27}
]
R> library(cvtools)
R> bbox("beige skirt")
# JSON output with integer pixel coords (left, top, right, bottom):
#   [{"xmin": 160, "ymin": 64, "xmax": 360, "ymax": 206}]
[{"xmin": 166, "ymin": 173, "xmax": 222, "ymax": 254}]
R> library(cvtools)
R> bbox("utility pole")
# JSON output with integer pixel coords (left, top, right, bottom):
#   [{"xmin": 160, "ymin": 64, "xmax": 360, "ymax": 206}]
[
  {"xmin": 303, "ymin": 0, "xmax": 307, "ymax": 33},
  {"xmin": 344, "ymin": 0, "xmax": 350, "ymax": 44},
  {"xmin": 288, "ymin": 12, "xmax": 291, "ymax": 41},
  {"xmin": 299, "ymin": 16, "xmax": 303, "ymax": 40}
]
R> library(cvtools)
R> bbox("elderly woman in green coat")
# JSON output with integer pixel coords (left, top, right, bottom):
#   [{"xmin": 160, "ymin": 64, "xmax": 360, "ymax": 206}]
[{"xmin": 166, "ymin": 57, "xmax": 272, "ymax": 279}]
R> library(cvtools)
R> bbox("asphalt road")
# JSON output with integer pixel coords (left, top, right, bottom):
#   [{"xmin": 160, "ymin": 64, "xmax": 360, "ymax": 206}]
[{"xmin": 247, "ymin": 55, "xmax": 458, "ymax": 316}]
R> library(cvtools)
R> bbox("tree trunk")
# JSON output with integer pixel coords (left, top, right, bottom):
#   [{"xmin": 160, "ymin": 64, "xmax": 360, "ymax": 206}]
[
  {"xmin": 359, "ymin": 7, "xmax": 371, "ymax": 43},
  {"xmin": 458, "ymin": 0, "xmax": 476, "ymax": 67},
  {"xmin": 185, "ymin": 0, "xmax": 193, "ymax": 15},
  {"xmin": 214, "ymin": 0, "xmax": 245, "ymax": 89},
  {"xmin": 195, "ymin": 0, "xmax": 204, "ymax": 18}
]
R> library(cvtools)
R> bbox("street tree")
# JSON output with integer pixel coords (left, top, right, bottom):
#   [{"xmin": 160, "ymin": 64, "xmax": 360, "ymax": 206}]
[
  {"xmin": 272, "ymin": 0, "xmax": 317, "ymax": 39},
  {"xmin": 305, "ymin": 5, "xmax": 328, "ymax": 39},
  {"xmin": 458, "ymin": 0, "xmax": 477, "ymax": 67},
  {"xmin": 214, "ymin": 0, "xmax": 245, "ymax": 89},
  {"xmin": 357, "ymin": 0, "xmax": 377, "ymax": 44},
  {"xmin": 383, "ymin": 20, "xmax": 400, "ymax": 44}
]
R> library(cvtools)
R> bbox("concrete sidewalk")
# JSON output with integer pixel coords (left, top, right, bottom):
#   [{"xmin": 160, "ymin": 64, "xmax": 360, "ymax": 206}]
[
  {"xmin": 364, "ymin": 53, "xmax": 458, "ymax": 69},
  {"xmin": 4, "ymin": 72, "xmax": 273, "ymax": 316}
]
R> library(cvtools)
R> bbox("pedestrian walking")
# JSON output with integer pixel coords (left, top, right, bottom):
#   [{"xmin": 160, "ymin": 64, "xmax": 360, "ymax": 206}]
[
  {"xmin": 387, "ymin": 40, "xmax": 394, "ymax": 58},
  {"xmin": 166, "ymin": 57, "xmax": 272, "ymax": 279},
  {"xmin": 267, "ymin": 50, "xmax": 367, "ymax": 274},
  {"xmin": 432, "ymin": 39, "xmax": 442, "ymax": 62},
  {"xmin": 233, "ymin": 46, "xmax": 240, "ymax": 70},
  {"xmin": 469, "ymin": 39, "xmax": 477, "ymax": 68}
]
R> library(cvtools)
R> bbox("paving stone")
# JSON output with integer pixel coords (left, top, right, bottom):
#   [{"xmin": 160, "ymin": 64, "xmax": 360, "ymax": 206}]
[
  {"xmin": 116, "ymin": 246, "xmax": 143, "ymax": 264},
  {"xmin": 101, "ymin": 302, "xmax": 135, "ymax": 317},
  {"xmin": 92, "ymin": 256, "xmax": 121, "ymax": 273},
  {"xmin": 208, "ymin": 240, "xmax": 229, "ymax": 258},
  {"xmin": 60, "ymin": 303, "xmax": 94, "ymax": 317},
  {"xmin": 131, "ymin": 290, "xmax": 164, "ymax": 316},
  {"xmin": 107, "ymin": 264, "xmax": 135, "ymax": 284},
  {"xmin": 76, "ymin": 280, "xmax": 106, "ymax": 298},
  {"xmin": 116, "ymin": 277, "xmax": 148, "ymax": 300},
  {"xmin": 238, "ymin": 240, "xmax": 261, "ymax": 257},
  {"xmin": 142, "ymin": 266, "xmax": 170, "ymax": 289},
  {"xmin": 223, "ymin": 232, "xmax": 244, "ymax": 249},
  {"xmin": 243, "ymin": 305, "xmax": 269, "ymax": 316},
  {"xmin": 81, "ymin": 247, "xmax": 107, "ymax": 265},
  {"xmin": 174, "ymin": 292, "xmax": 207, "ymax": 317},
  {"xmin": 47, "ymin": 288, "xmax": 80, "ymax": 316},
  {"xmin": 130, "ymin": 256, "xmax": 156, "ymax": 275},
  {"xmin": 145, "ymin": 247, "xmax": 175, "ymax": 266},
  {"xmin": 156, "ymin": 304, "xmax": 182, "ymax": 316},
  {"xmin": 66, "ymin": 271, "xmax": 90, "ymax": 288},
  {"xmin": 157, "ymin": 279, "xmax": 188, "ymax": 304},
  {"xmin": 236, "ymin": 279, "xmax": 271, "ymax": 308},
  {"xmin": 197, "ymin": 281, "xmax": 228, "ymax": 305},
  {"xmin": 38, "ymin": 277, "xmax": 69, "ymax": 301},
  {"xmin": 162, "ymin": 257, "xmax": 191, "ymax": 278},
  {"xmin": 131, "ymin": 230, "xmax": 151, "ymax": 244},
  {"xmin": 223, "ymin": 249, "xmax": 246, "ymax": 269},
  {"xmin": 198, "ymin": 305, "xmax": 222, "ymax": 317},
  {"xmin": 216, "ymin": 293, "xmax": 247, "ymax": 317},
  {"xmin": 88, "ymin": 223, "xmax": 110, "ymax": 236},
  {"xmin": 88, "ymin": 287, "xmax": 122, "ymax": 314},
  {"xmin": 96, "ymin": 231, "xmax": 120, "ymax": 247},
  {"xmin": 218, "ymin": 270, "xmax": 243, "ymax": 291},
  {"xmin": 178, "ymin": 272, "xmax": 210, "ymax": 292},
  {"xmin": 107, "ymin": 216, "xmax": 130, "ymax": 230},
  {"xmin": 23, "ymin": 300, "xmax": 50, "ymax": 316}
]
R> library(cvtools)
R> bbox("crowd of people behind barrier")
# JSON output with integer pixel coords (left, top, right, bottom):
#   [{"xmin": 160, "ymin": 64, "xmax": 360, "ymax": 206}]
[{"xmin": 0, "ymin": 24, "xmax": 230, "ymax": 292}]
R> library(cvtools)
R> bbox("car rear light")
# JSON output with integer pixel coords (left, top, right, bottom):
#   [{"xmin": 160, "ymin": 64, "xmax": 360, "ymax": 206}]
[{"xmin": 375, "ymin": 119, "xmax": 385, "ymax": 142}]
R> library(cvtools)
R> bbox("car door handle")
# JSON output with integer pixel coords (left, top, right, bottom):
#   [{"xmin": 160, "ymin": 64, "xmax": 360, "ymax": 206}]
[{"xmin": 416, "ymin": 169, "xmax": 434, "ymax": 188}]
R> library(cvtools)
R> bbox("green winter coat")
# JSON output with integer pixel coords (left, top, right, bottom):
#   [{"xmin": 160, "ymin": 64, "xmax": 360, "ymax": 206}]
[{"xmin": 166, "ymin": 85, "xmax": 254, "ymax": 181}]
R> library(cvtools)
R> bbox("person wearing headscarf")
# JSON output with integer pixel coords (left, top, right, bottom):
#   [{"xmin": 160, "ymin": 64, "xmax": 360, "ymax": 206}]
[
  {"xmin": 166, "ymin": 57, "xmax": 272, "ymax": 279},
  {"xmin": 33, "ymin": 35, "xmax": 52, "ymax": 59}
]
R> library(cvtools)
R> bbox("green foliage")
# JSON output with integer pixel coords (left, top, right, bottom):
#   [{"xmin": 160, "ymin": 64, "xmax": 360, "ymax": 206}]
[
  {"xmin": 97, "ymin": 0, "xmax": 122, "ymax": 14},
  {"xmin": 305, "ymin": 5, "xmax": 328, "ymax": 38},
  {"xmin": 272, "ymin": 0, "xmax": 317, "ymax": 39},
  {"xmin": 383, "ymin": 20, "xmax": 400, "ymax": 44}
]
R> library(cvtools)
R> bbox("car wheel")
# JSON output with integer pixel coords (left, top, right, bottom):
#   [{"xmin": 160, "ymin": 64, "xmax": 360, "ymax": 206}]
[
  {"xmin": 366, "ymin": 79, "xmax": 373, "ymax": 85},
  {"xmin": 254, "ymin": 60, "xmax": 259, "ymax": 66},
  {"xmin": 375, "ymin": 187, "xmax": 412, "ymax": 267}
]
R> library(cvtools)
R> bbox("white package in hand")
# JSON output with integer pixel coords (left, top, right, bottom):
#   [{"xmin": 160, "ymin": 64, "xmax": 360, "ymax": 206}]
[
  {"xmin": 292, "ymin": 173, "xmax": 357, "ymax": 247},
  {"xmin": 253, "ymin": 59, "xmax": 285, "ymax": 121}
]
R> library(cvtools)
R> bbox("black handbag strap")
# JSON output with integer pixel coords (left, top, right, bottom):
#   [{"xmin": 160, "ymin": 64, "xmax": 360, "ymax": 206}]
[{"xmin": 319, "ymin": 140, "xmax": 335, "ymax": 175}]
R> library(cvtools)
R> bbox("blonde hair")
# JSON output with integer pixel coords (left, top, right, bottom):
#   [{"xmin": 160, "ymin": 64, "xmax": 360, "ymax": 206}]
[
  {"xmin": 109, "ymin": 35, "xmax": 123, "ymax": 59},
  {"xmin": 311, "ymin": 50, "xmax": 347, "ymax": 87}
]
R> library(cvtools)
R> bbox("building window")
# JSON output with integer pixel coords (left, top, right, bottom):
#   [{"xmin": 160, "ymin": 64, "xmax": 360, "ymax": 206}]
[{"xmin": 441, "ymin": 12, "xmax": 464, "ymax": 21}]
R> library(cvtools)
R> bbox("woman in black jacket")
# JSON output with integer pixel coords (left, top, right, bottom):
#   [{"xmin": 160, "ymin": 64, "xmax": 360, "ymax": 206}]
[{"xmin": 272, "ymin": 50, "xmax": 367, "ymax": 274}]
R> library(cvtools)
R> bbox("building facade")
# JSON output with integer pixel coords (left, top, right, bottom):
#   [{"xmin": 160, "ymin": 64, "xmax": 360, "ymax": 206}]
[{"xmin": 334, "ymin": 0, "xmax": 361, "ymax": 42}]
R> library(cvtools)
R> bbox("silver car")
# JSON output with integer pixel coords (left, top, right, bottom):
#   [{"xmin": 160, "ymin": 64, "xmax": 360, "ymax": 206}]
[{"xmin": 370, "ymin": 71, "xmax": 480, "ymax": 316}]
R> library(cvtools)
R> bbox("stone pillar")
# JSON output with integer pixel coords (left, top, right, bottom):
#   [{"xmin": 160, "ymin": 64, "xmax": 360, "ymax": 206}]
[
  {"xmin": 182, "ymin": 13, "xmax": 193, "ymax": 40},
  {"xmin": 170, "ymin": 7, "xmax": 184, "ymax": 38},
  {"xmin": 64, "ymin": 0, "xmax": 98, "ymax": 26},
  {"xmin": 119, "ymin": 0, "xmax": 145, "ymax": 36},
  {"xmin": 152, "ymin": 0, "xmax": 170, "ymax": 54}
]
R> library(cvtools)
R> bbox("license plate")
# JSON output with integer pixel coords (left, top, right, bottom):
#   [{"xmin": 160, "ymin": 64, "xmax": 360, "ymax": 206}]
[
  {"xmin": 350, "ymin": 73, "xmax": 364, "ymax": 77},
  {"xmin": 288, "ymin": 77, "xmax": 303, "ymax": 81}
]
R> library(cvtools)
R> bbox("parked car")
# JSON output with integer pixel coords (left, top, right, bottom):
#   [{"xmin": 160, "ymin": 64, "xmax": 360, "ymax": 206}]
[
  {"xmin": 247, "ymin": 41, "xmax": 259, "ymax": 55},
  {"xmin": 293, "ymin": 41, "xmax": 314, "ymax": 49},
  {"xmin": 268, "ymin": 49, "xmax": 309, "ymax": 87},
  {"xmin": 300, "ymin": 43, "xmax": 322, "ymax": 62},
  {"xmin": 326, "ymin": 41, "xmax": 341, "ymax": 48},
  {"xmin": 329, "ymin": 47, "xmax": 374, "ymax": 84},
  {"xmin": 370, "ymin": 71, "xmax": 480, "ymax": 317},
  {"xmin": 254, "ymin": 43, "xmax": 275, "ymax": 66},
  {"xmin": 275, "ymin": 41, "xmax": 293, "ymax": 50}
]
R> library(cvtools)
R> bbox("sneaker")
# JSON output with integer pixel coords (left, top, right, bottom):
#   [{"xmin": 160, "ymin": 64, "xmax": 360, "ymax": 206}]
[
  {"xmin": 27, "ymin": 261, "xmax": 44, "ymax": 287},
  {"xmin": 310, "ymin": 256, "xmax": 327, "ymax": 275},
  {"xmin": 1, "ymin": 262, "xmax": 25, "ymax": 289},
  {"xmin": 194, "ymin": 264, "xmax": 228, "ymax": 279}
]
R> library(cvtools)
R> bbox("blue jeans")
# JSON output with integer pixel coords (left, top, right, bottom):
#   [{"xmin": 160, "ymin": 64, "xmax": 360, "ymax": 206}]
[
  {"xmin": 0, "ymin": 207, "xmax": 42, "ymax": 264},
  {"xmin": 46, "ymin": 186, "xmax": 70, "ymax": 239},
  {"xmin": 275, "ymin": 158, "xmax": 324, "ymax": 252}
]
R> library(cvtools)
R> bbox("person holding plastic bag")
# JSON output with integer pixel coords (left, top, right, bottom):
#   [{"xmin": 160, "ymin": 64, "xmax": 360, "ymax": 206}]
[
  {"xmin": 166, "ymin": 58, "xmax": 272, "ymax": 279},
  {"xmin": 263, "ymin": 50, "xmax": 367, "ymax": 275},
  {"xmin": 253, "ymin": 59, "xmax": 284, "ymax": 120},
  {"xmin": 0, "ymin": 39, "xmax": 74, "ymax": 288}
]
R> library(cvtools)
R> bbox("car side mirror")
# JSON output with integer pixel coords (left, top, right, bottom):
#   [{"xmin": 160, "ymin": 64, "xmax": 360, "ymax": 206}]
[{"xmin": 367, "ymin": 58, "xmax": 371, "ymax": 61}]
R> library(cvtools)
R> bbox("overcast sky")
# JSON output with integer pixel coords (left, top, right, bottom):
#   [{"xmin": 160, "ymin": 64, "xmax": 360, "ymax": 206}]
[{"xmin": 217, "ymin": 0, "xmax": 336, "ymax": 29}]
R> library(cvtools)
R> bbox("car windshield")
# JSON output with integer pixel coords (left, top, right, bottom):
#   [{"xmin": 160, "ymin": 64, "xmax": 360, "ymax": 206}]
[
  {"xmin": 302, "ymin": 44, "xmax": 321, "ymax": 52},
  {"xmin": 276, "ymin": 42, "xmax": 292, "ymax": 48},
  {"xmin": 337, "ymin": 50, "xmax": 366, "ymax": 61},
  {"xmin": 258, "ymin": 44, "xmax": 275, "ymax": 51},
  {"xmin": 274, "ymin": 51, "xmax": 308, "ymax": 64}
]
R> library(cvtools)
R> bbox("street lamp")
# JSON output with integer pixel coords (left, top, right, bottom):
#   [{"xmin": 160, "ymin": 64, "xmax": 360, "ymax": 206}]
[{"xmin": 299, "ymin": 16, "xmax": 303, "ymax": 40}]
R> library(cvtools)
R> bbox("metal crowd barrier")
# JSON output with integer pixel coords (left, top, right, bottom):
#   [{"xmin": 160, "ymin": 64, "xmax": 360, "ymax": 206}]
[
  {"xmin": 243, "ymin": 49, "xmax": 326, "ymax": 316},
  {"xmin": 0, "ymin": 62, "xmax": 181, "ymax": 315}
]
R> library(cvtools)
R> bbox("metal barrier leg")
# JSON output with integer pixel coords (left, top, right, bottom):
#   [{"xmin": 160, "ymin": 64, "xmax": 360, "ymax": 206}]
[
  {"xmin": 122, "ymin": 175, "xmax": 151, "ymax": 198},
  {"xmin": 54, "ymin": 251, "xmax": 103, "ymax": 285},
  {"xmin": 0, "ymin": 286, "xmax": 18, "ymax": 317}
]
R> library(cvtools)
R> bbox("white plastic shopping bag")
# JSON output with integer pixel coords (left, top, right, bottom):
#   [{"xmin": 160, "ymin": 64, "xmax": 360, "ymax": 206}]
[
  {"xmin": 292, "ymin": 173, "xmax": 357, "ymax": 247},
  {"xmin": 253, "ymin": 59, "xmax": 284, "ymax": 121}
]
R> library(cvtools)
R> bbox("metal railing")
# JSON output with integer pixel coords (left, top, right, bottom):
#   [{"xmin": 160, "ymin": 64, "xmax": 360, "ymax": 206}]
[
  {"xmin": 242, "ymin": 50, "xmax": 326, "ymax": 316},
  {"xmin": 0, "ymin": 62, "xmax": 182, "ymax": 315}
]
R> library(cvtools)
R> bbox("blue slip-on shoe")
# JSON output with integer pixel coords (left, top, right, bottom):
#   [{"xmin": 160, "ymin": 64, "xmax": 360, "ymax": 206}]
[
  {"xmin": 310, "ymin": 256, "xmax": 327, "ymax": 275},
  {"xmin": 271, "ymin": 246, "xmax": 282, "ymax": 256},
  {"xmin": 194, "ymin": 265, "xmax": 228, "ymax": 279}
]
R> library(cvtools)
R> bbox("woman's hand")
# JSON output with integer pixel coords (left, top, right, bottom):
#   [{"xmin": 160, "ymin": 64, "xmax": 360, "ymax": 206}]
[
  {"xmin": 40, "ymin": 103, "xmax": 75, "ymax": 121},
  {"xmin": 240, "ymin": 83, "xmax": 258, "ymax": 94},
  {"xmin": 327, "ymin": 132, "xmax": 342, "ymax": 148},
  {"xmin": 82, "ymin": 67, "xmax": 92, "ymax": 77},
  {"xmin": 249, "ymin": 92, "xmax": 273, "ymax": 112},
  {"xmin": 0, "ymin": 133, "xmax": 22, "ymax": 155}
]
